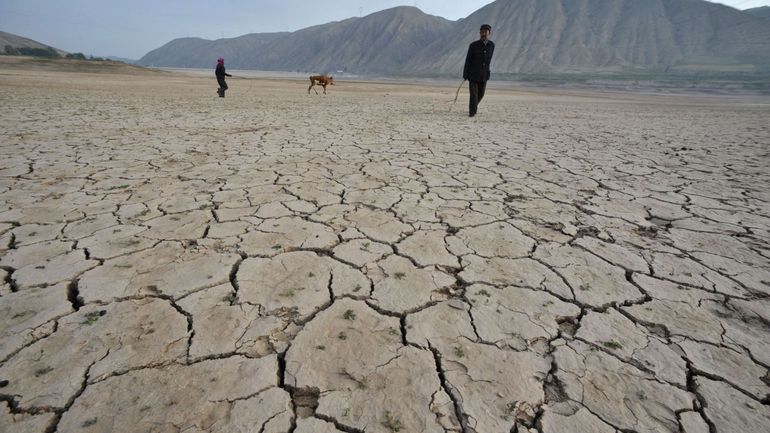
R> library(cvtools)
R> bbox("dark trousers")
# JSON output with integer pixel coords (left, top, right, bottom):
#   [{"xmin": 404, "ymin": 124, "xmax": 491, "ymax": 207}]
[
  {"xmin": 469, "ymin": 80, "xmax": 487, "ymax": 116},
  {"xmin": 217, "ymin": 77, "xmax": 228, "ymax": 96}
]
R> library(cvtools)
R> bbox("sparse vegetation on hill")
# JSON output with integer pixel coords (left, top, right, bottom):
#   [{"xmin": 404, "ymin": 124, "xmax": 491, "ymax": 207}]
[
  {"xmin": 0, "ymin": 55, "xmax": 163, "ymax": 75},
  {"xmin": 64, "ymin": 53, "xmax": 109, "ymax": 62},
  {"xmin": 3, "ymin": 45, "xmax": 59, "ymax": 57},
  {"xmin": 1, "ymin": 46, "xmax": 113, "ymax": 62}
]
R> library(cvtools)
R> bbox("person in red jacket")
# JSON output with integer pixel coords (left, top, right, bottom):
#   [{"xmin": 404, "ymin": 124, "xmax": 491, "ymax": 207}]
[
  {"xmin": 215, "ymin": 57, "xmax": 232, "ymax": 98},
  {"xmin": 463, "ymin": 24, "xmax": 495, "ymax": 117}
]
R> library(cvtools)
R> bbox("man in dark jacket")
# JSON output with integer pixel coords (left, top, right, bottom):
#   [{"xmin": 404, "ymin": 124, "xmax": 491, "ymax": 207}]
[
  {"xmin": 463, "ymin": 24, "xmax": 495, "ymax": 117},
  {"xmin": 215, "ymin": 57, "xmax": 232, "ymax": 98}
]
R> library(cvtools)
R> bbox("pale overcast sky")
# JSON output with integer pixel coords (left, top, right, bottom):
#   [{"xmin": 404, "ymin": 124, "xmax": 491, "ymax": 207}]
[{"xmin": 1, "ymin": 0, "xmax": 768, "ymax": 59}]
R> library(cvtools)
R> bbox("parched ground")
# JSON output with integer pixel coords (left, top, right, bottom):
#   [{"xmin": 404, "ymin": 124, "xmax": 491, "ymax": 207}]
[{"xmin": 1, "ymin": 65, "xmax": 769, "ymax": 433}]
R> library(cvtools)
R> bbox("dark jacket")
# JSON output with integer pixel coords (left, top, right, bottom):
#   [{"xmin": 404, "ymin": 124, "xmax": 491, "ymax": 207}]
[
  {"xmin": 215, "ymin": 63, "xmax": 231, "ymax": 79},
  {"xmin": 463, "ymin": 39, "xmax": 495, "ymax": 82}
]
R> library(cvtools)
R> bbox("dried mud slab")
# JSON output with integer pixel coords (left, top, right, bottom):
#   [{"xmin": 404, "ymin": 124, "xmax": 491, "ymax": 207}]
[
  {"xmin": 57, "ymin": 356, "xmax": 289, "ymax": 433},
  {"xmin": 459, "ymin": 255, "xmax": 574, "ymax": 300},
  {"xmin": 77, "ymin": 224, "xmax": 157, "ymax": 259},
  {"xmin": 553, "ymin": 340, "xmax": 694, "ymax": 433},
  {"xmin": 467, "ymin": 283, "xmax": 580, "ymax": 349},
  {"xmin": 10, "ymin": 249, "xmax": 98, "ymax": 290},
  {"xmin": 452, "ymin": 221, "xmax": 535, "ymax": 258},
  {"xmin": 539, "ymin": 405, "xmax": 618, "ymax": 433},
  {"xmin": 177, "ymin": 283, "xmax": 287, "ymax": 359},
  {"xmin": 295, "ymin": 418, "xmax": 347, "ymax": 433},
  {"xmin": 368, "ymin": 254, "xmax": 455, "ymax": 313},
  {"xmin": 332, "ymin": 238, "xmax": 393, "ymax": 268},
  {"xmin": 397, "ymin": 229, "xmax": 460, "ymax": 268},
  {"xmin": 240, "ymin": 216, "xmax": 338, "ymax": 256},
  {"xmin": 0, "ymin": 283, "xmax": 71, "ymax": 362},
  {"xmin": 406, "ymin": 299, "xmax": 551, "ymax": 432},
  {"xmin": 534, "ymin": 243, "xmax": 644, "ymax": 307},
  {"xmin": 0, "ymin": 298, "xmax": 188, "ymax": 409},
  {"xmin": 78, "ymin": 241, "xmax": 240, "ymax": 302},
  {"xmin": 695, "ymin": 377, "xmax": 770, "ymax": 433},
  {"xmin": 285, "ymin": 299, "xmax": 459, "ymax": 433},
  {"xmin": 444, "ymin": 342, "xmax": 551, "ymax": 432},
  {"xmin": 237, "ymin": 252, "xmax": 369, "ymax": 319},
  {"xmin": 576, "ymin": 308, "xmax": 687, "ymax": 385}
]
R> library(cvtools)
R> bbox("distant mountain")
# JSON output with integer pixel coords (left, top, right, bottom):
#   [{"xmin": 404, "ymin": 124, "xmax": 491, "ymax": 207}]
[
  {"xmin": 137, "ymin": 0, "xmax": 770, "ymax": 76},
  {"xmin": 0, "ymin": 31, "xmax": 67, "ymax": 56},
  {"xmin": 138, "ymin": 33, "xmax": 287, "ymax": 68},
  {"xmin": 254, "ymin": 7, "xmax": 453, "ymax": 74},
  {"xmin": 140, "ymin": 7, "xmax": 453, "ymax": 74},
  {"xmin": 744, "ymin": 6, "xmax": 770, "ymax": 18},
  {"xmin": 407, "ymin": 0, "xmax": 770, "ymax": 75}
]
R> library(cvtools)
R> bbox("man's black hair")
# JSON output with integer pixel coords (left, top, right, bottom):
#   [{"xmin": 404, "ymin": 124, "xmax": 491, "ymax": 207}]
[{"xmin": 480, "ymin": 24, "xmax": 492, "ymax": 31}]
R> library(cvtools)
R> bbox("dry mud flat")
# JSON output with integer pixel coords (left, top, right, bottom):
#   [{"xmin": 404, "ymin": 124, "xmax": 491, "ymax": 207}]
[{"xmin": 0, "ymin": 66, "xmax": 769, "ymax": 433}]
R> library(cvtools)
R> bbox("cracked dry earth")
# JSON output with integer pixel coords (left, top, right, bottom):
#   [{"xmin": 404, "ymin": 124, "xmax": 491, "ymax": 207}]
[{"xmin": 1, "ymin": 69, "xmax": 769, "ymax": 433}]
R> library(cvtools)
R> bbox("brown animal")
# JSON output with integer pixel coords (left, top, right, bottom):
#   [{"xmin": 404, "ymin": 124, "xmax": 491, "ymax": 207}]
[{"xmin": 308, "ymin": 75, "xmax": 334, "ymax": 94}]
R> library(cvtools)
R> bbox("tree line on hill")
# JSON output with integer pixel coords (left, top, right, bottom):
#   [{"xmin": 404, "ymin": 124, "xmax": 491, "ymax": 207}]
[{"xmin": 3, "ymin": 45, "xmax": 107, "ymax": 61}]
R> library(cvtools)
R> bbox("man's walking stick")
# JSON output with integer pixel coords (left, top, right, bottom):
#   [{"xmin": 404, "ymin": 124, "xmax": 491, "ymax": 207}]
[{"xmin": 450, "ymin": 79, "xmax": 466, "ymax": 112}]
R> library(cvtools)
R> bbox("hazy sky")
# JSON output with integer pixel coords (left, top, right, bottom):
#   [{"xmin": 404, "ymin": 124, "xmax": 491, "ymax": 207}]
[{"xmin": 1, "ymin": 0, "xmax": 768, "ymax": 59}]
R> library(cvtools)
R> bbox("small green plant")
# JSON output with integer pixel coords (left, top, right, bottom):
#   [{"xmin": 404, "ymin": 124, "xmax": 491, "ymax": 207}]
[
  {"xmin": 81, "ymin": 418, "xmax": 98, "ymax": 428},
  {"xmin": 579, "ymin": 283, "xmax": 590, "ymax": 291},
  {"xmin": 453, "ymin": 346, "xmax": 465, "ymax": 358},
  {"xmin": 222, "ymin": 293, "xmax": 237, "ymax": 304},
  {"xmin": 108, "ymin": 185, "xmax": 130, "ymax": 190},
  {"xmin": 82, "ymin": 310, "xmax": 106, "ymax": 325},
  {"xmin": 338, "ymin": 331, "xmax": 347, "ymax": 340},
  {"xmin": 34, "ymin": 366, "xmax": 54, "ymax": 377},
  {"xmin": 316, "ymin": 345, "xmax": 326, "ymax": 350},
  {"xmin": 394, "ymin": 272, "xmax": 406, "ymax": 280},
  {"xmin": 389, "ymin": 327, "xmax": 400, "ymax": 336},
  {"xmin": 343, "ymin": 309, "xmax": 357, "ymax": 321},
  {"xmin": 602, "ymin": 341, "xmax": 623, "ymax": 350},
  {"xmin": 272, "ymin": 244, "xmax": 282, "ymax": 250},
  {"xmin": 353, "ymin": 284, "xmax": 362, "ymax": 292},
  {"xmin": 384, "ymin": 411, "xmax": 402, "ymax": 432},
  {"xmin": 343, "ymin": 369, "xmax": 368, "ymax": 389},
  {"xmin": 279, "ymin": 289, "xmax": 295, "ymax": 298},
  {"xmin": 477, "ymin": 289, "xmax": 491, "ymax": 297},
  {"xmin": 122, "ymin": 238, "xmax": 141, "ymax": 247},
  {"xmin": 361, "ymin": 242, "xmax": 371, "ymax": 252}
]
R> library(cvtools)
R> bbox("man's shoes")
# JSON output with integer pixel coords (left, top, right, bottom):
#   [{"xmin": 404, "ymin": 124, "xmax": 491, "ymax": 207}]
[{"xmin": 469, "ymin": 113, "xmax": 475, "ymax": 117}]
